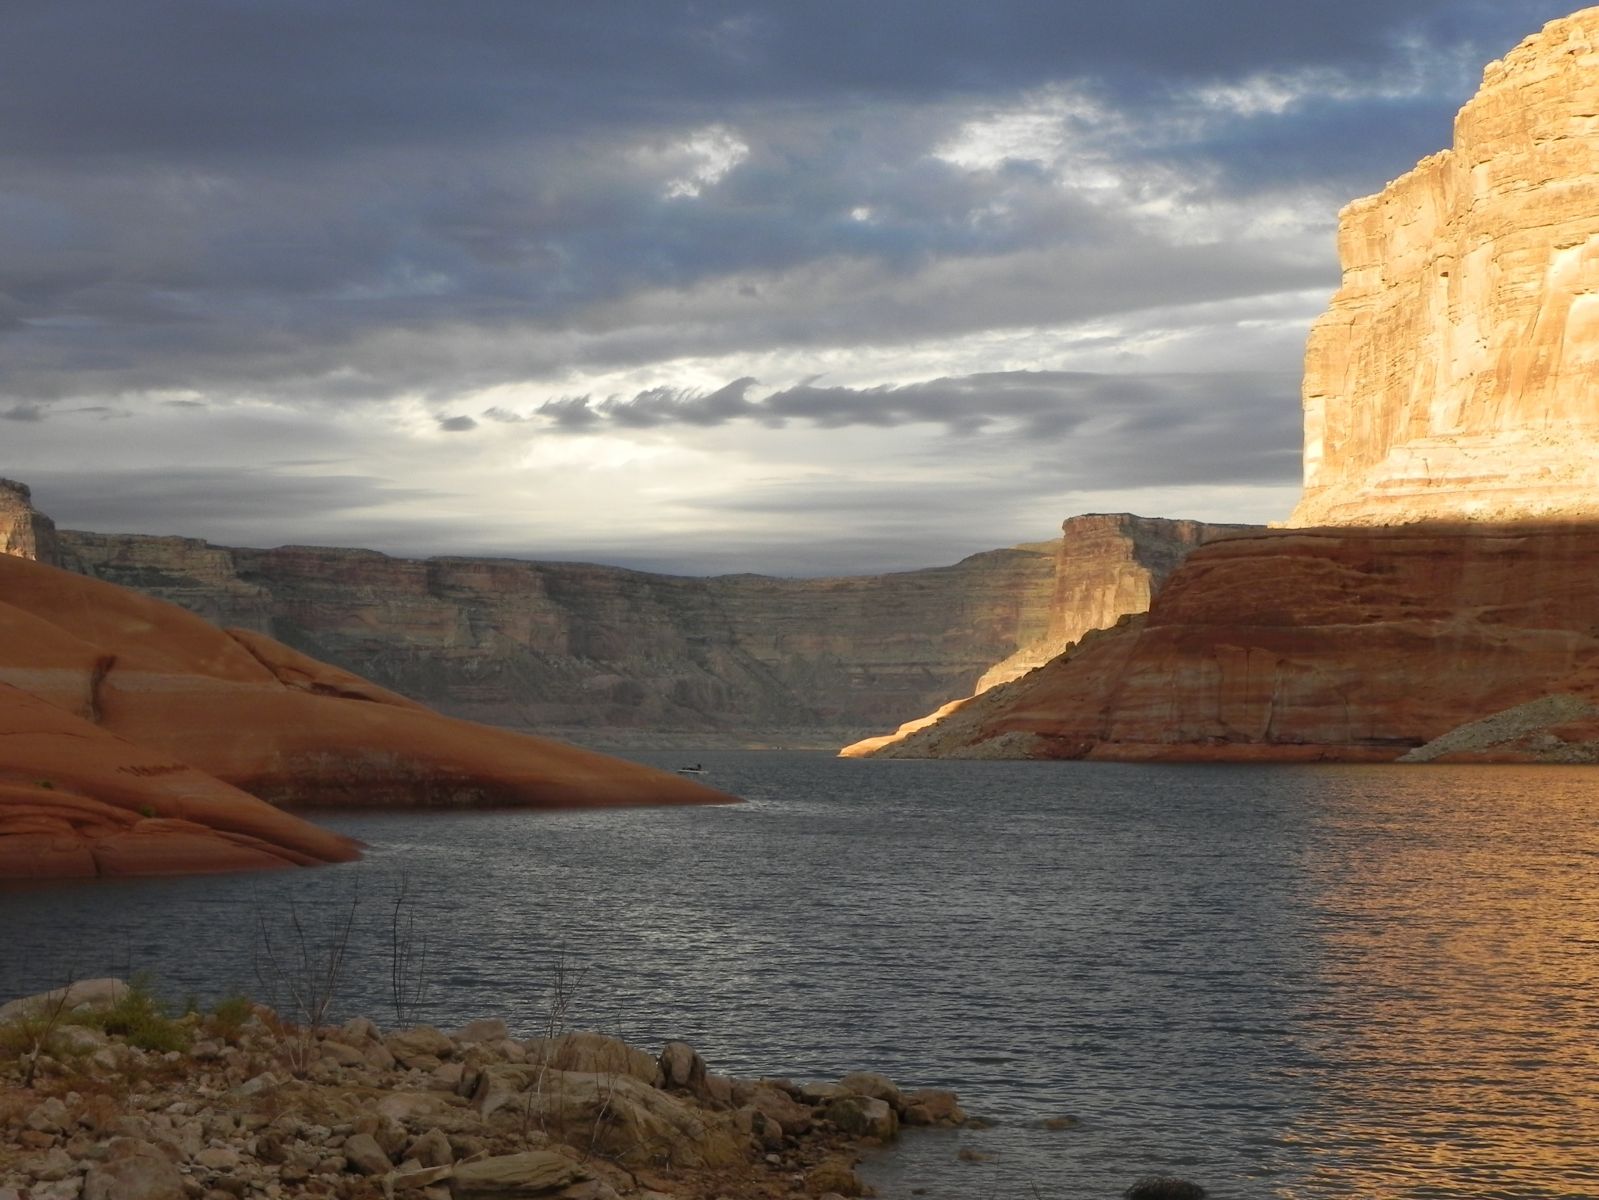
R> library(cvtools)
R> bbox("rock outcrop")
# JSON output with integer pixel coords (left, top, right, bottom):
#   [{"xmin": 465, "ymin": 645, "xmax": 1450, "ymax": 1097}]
[
  {"xmin": 869, "ymin": 525, "xmax": 1599, "ymax": 762},
  {"xmin": 842, "ymin": 515, "xmax": 1252, "ymax": 757},
  {"xmin": 1290, "ymin": 9, "xmax": 1599, "ymax": 527},
  {"xmin": 0, "ymin": 553, "xmax": 731, "ymax": 878},
  {"xmin": 0, "ymin": 478, "xmax": 58, "ymax": 565},
  {"xmin": 972, "ymin": 514, "xmax": 1254, "ymax": 692},
  {"xmin": 52, "ymin": 528, "xmax": 1058, "ymax": 740}
]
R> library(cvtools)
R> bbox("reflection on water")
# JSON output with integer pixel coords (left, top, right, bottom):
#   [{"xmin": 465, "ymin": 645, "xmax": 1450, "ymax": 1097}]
[
  {"xmin": 4, "ymin": 756, "xmax": 1599, "ymax": 1198},
  {"xmin": 1289, "ymin": 769, "xmax": 1599, "ymax": 1198}
]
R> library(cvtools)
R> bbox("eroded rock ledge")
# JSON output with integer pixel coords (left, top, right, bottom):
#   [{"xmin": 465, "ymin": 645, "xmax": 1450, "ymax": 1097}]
[
  {"xmin": 0, "ymin": 982, "xmax": 966, "ymax": 1200},
  {"xmin": 858, "ymin": 524, "xmax": 1599, "ymax": 763}
]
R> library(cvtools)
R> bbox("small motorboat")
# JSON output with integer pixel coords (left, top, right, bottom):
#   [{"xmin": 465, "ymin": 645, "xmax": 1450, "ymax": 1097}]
[{"xmin": 676, "ymin": 763, "xmax": 706, "ymax": 775}]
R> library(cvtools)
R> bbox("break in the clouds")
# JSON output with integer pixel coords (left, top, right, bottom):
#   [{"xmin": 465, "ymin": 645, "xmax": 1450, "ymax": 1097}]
[{"xmin": 0, "ymin": 1, "xmax": 1579, "ymax": 574}]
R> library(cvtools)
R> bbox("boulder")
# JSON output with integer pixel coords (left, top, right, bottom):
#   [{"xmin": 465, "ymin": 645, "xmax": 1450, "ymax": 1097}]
[
  {"xmin": 837, "ymin": 1071, "xmax": 901, "ymax": 1108},
  {"xmin": 449, "ymin": 1150, "xmax": 588, "ymax": 1198},
  {"xmin": 82, "ymin": 1139, "xmax": 184, "ymax": 1200},
  {"xmin": 749, "ymin": 1084, "xmax": 812, "ymax": 1136},
  {"xmin": 386, "ymin": 1025, "xmax": 458, "ymax": 1066},
  {"xmin": 523, "ymin": 1032, "xmax": 663, "ymax": 1088},
  {"xmin": 658, "ymin": 1040, "xmax": 705, "ymax": 1091}
]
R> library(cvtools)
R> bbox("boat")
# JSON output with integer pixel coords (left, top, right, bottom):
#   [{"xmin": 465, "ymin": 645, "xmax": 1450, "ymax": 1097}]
[{"xmin": 676, "ymin": 763, "xmax": 705, "ymax": 775}]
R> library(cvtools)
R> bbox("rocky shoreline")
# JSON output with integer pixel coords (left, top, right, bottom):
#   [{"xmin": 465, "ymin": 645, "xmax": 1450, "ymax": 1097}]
[{"xmin": 0, "ymin": 979, "xmax": 966, "ymax": 1200}]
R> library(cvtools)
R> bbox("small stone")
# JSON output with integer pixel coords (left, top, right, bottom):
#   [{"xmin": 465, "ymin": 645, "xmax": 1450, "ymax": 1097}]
[
  {"xmin": 29, "ymin": 1147, "xmax": 76, "ymax": 1181},
  {"xmin": 82, "ymin": 1141, "xmax": 185, "ymax": 1200},
  {"xmin": 341, "ymin": 1133, "xmax": 392, "ymax": 1175},
  {"xmin": 449, "ymin": 1151, "xmax": 587, "ymax": 1199},
  {"xmin": 1039, "ymin": 1114, "xmax": 1079, "ymax": 1131},
  {"xmin": 318, "ymin": 1040, "xmax": 366, "ymax": 1068},
  {"xmin": 384, "ymin": 1026, "xmax": 456, "ymax": 1067},
  {"xmin": 838, "ymin": 1071, "xmax": 901, "ymax": 1108},
  {"xmin": 455, "ymin": 1018, "xmax": 508, "ymax": 1044},
  {"xmin": 406, "ymin": 1128, "xmax": 452, "ymax": 1169},
  {"xmin": 798, "ymin": 1082, "xmax": 848, "ymax": 1105},
  {"xmin": 193, "ymin": 1146, "xmax": 242, "ymax": 1171},
  {"xmin": 390, "ymin": 1164, "xmax": 454, "ymax": 1192},
  {"xmin": 804, "ymin": 1160, "xmax": 864, "ymax": 1198},
  {"xmin": 27, "ymin": 1096, "xmax": 70, "ymax": 1134},
  {"xmin": 658, "ymin": 1041, "xmax": 705, "ymax": 1090}
]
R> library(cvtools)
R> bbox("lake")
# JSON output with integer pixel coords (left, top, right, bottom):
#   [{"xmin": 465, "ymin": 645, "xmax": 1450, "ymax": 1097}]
[{"xmin": 6, "ymin": 753, "xmax": 1599, "ymax": 1198}]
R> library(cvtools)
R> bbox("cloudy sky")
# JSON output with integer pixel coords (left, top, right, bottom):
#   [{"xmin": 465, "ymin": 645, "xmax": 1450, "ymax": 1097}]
[{"xmin": 1, "ymin": 2, "xmax": 1577, "ymax": 574}]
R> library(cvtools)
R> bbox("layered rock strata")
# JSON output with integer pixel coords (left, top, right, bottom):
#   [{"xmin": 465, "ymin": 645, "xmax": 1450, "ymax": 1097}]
[
  {"xmin": 0, "ymin": 553, "xmax": 730, "ymax": 878},
  {"xmin": 48, "ymin": 505, "xmax": 1250, "ymax": 742},
  {"xmin": 973, "ymin": 513, "xmax": 1254, "ymax": 691},
  {"xmin": 867, "ymin": 526, "xmax": 1599, "ymax": 762},
  {"xmin": 842, "ymin": 514, "xmax": 1252, "ymax": 757},
  {"xmin": 1290, "ymin": 8, "xmax": 1599, "ymax": 527},
  {"xmin": 0, "ymin": 478, "xmax": 58, "ymax": 564}
]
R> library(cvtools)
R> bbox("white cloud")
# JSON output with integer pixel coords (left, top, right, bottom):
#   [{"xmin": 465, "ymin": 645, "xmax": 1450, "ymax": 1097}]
[{"xmin": 660, "ymin": 125, "xmax": 750, "ymax": 199}]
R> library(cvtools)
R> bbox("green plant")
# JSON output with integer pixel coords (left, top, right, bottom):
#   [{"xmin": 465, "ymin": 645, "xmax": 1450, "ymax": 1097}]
[
  {"xmin": 207, "ymin": 993, "xmax": 254, "ymax": 1041},
  {"xmin": 70, "ymin": 974, "xmax": 191, "ymax": 1053},
  {"xmin": 36, "ymin": 780, "xmax": 54, "ymax": 790},
  {"xmin": 0, "ymin": 979, "xmax": 75, "ymax": 1086},
  {"xmin": 137, "ymin": 804, "xmax": 157, "ymax": 818}
]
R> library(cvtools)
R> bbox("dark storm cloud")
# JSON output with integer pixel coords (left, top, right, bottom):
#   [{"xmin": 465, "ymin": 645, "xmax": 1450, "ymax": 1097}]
[
  {"xmin": 25, "ymin": 468, "xmax": 434, "ymax": 541},
  {"xmin": 0, "ymin": 2, "xmax": 1571, "ymax": 160},
  {"xmin": 533, "ymin": 368, "xmax": 1301, "ymax": 465},
  {"xmin": 437, "ymin": 415, "xmax": 478, "ymax": 432},
  {"xmin": 0, "ymin": 1, "xmax": 1576, "ymax": 409}
]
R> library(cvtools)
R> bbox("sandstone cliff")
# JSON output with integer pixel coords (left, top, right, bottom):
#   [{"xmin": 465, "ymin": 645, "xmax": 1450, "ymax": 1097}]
[
  {"xmin": 0, "ymin": 478, "xmax": 58, "ymax": 565},
  {"xmin": 0, "ymin": 553, "xmax": 731, "ymax": 878},
  {"xmin": 51, "ymin": 511, "xmax": 1256, "ymax": 742},
  {"xmin": 860, "ymin": 9, "xmax": 1599, "ymax": 764},
  {"xmin": 870, "ymin": 526, "xmax": 1599, "ymax": 762},
  {"xmin": 54, "ymin": 535, "xmax": 1056, "ymax": 739},
  {"xmin": 973, "ymin": 514, "xmax": 1254, "ymax": 691},
  {"xmin": 1290, "ymin": 9, "xmax": 1599, "ymax": 527}
]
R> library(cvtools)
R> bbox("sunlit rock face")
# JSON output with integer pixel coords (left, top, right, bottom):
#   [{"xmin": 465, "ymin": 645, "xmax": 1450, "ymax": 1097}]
[
  {"xmin": 0, "ymin": 478, "xmax": 58, "ymax": 564},
  {"xmin": 1290, "ymin": 9, "xmax": 1599, "ymax": 527},
  {"xmin": 872, "ymin": 526, "xmax": 1599, "ymax": 762},
  {"xmin": 974, "ymin": 514, "xmax": 1255, "ymax": 692}
]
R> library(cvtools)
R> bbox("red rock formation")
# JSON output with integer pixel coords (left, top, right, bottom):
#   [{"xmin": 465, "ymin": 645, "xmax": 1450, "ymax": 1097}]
[
  {"xmin": 869, "ymin": 525, "xmax": 1599, "ymax": 762},
  {"xmin": 0, "ymin": 554, "xmax": 732, "ymax": 878},
  {"xmin": 973, "ymin": 514, "xmax": 1254, "ymax": 691},
  {"xmin": 843, "ymin": 514, "xmax": 1254, "ymax": 756}
]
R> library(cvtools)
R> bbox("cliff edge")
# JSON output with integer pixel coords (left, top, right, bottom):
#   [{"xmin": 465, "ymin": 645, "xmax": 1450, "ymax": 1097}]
[{"xmin": 1290, "ymin": 9, "xmax": 1599, "ymax": 527}]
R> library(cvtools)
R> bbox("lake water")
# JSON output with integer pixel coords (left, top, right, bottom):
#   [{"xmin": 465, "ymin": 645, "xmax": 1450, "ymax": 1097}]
[{"xmin": 6, "ymin": 752, "xmax": 1599, "ymax": 1199}]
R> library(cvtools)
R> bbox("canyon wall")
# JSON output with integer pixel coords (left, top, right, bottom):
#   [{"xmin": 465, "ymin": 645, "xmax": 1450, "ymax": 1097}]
[
  {"xmin": 12, "ymin": 488, "xmax": 1248, "ymax": 741},
  {"xmin": 974, "ymin": 513, "xmax": 1255, "ymax": 691},
  {"xmin": 0, "ymin": 479, "xmax": 58, "ymax": 565},
  {"xmin": 1290, "ymin": 9, "xmax": 1599, "ymax": 527},
  {"xmin": 52, "ymin": 526, "xmax": 1060, "ymax": 739},
  {"xmin": 871, "ymin": 526, "xmax": 1599, "ymax": 763},
  {"xmin": 861, "ymin": 10, "xmax": 1599, "ymax": 764}
]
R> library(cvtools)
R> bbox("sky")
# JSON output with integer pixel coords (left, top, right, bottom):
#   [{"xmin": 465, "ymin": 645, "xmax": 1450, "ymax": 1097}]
[{"xmin": 1, "ymin": 1, "xmax": 1580, "ymax": 575}]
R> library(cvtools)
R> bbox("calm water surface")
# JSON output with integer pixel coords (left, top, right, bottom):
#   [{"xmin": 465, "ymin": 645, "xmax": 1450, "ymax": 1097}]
[{"xmin": 6, "ymin": 754, "xmax": 1599, "ymax": 1199}]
